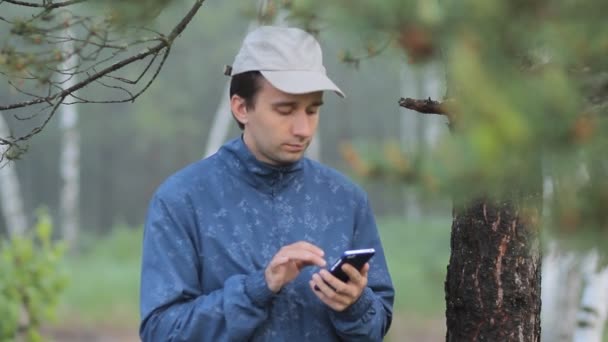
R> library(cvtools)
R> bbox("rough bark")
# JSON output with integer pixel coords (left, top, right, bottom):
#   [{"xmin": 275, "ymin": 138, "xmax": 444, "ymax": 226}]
[
  {"xmin": 445, "ymin": 198, "xmax": 542, "ymax": 341},
  {"xmin": 400, "ymin": 97, "xmax": 543, "ymax": 341}
]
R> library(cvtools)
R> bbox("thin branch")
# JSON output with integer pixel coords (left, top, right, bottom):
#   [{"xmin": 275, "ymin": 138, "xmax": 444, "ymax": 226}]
[
  {"xmin": 14, "ymin": 96, "xmax": 64, "ymax": 143},
  {"xmin": 46, "ymin": 34, "xmax": 155, "ymax": 50},
  {"xmin": 69, "ymin": 52, "xmax": 124, "ymax": 75},
  {"xmin": 342, "ymin": 36, "xmax": 394, "ymax": 66},
  {"xmin": 1, "ymin": 0, "xmax": 207, "ymax": 155},
  {"xmin": 399, "ymin": 97, "xmax": 451, "ymax": 115},
  {"xmin": 399, "ymin": 97, "xmax": 457, "ymax": 130},
  {"xmin": 1, "ymin": 43, "xmax": 164, "ymax": 110},
  {"xmin": 120, "ymin": 46, "xmax": 170, "ymax": 102},
  {"xmin": 3, "ymin": 0, "xmax": 88, "ymax": 9},
  {"xmin": 66, "ymin": 47, "xmax": 170, "ymax": 104},
  {"xmin": 0, "ymin": 70, "xmax": 37, "ymax": 81},
  {"xmin": 1, "ymin": 0, "xmax": 206, "ymax": 112},
  {"xmin": 168, "ymin": 0, "xmax": 205, "ymax": 42},
  {"xmin": 7, "ymin": 80, "xmax": 47, "ymax": 100},
  {"xmin": 90, "ymin": 77, "xmax": 135, "ymax": 100},
  {"xmin": 15, "ymin": 102, "xmax": 53, "ymax": 120},
  {"xmin": 103, "ymin": 51, "xmax": 158, "ymax": 85}
]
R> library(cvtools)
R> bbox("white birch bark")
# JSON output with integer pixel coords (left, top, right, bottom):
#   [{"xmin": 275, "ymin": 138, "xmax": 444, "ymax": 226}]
[
  {"xmin": 573, "ymin": 251, "xmax": 608, "ymax": 342},
  {"xmin": 0, "ymin": 113, "xmax": 28, "ymax": 236},
  {"xmin": 204, "ymin": 81, "xmax": 232, "ymax": 158},
  {"xmin": 541, "ymin": 244, "xmax": 582, "ymax": 342},
  {"xmin": 399, "ymin": 61, "xmax": 445, "ymax": 218},
  {"xmin": 204, "ymin": 0, "xmax": 276, "ymax": 159},
  {"xmin": 58, "ymin": 27, "xmax": 80, "ymax": 248}
]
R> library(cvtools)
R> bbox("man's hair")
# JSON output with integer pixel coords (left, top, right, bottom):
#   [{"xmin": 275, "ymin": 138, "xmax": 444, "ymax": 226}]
[{"xmin": 229, "ymin": 71, "xmax": 263, "ymax": 130}]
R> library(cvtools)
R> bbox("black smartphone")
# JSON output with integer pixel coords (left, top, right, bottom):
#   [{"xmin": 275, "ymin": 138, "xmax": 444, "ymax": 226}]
[{"xmin": 314, "ymin": 248, "xmax": 375, "ymax": 290}]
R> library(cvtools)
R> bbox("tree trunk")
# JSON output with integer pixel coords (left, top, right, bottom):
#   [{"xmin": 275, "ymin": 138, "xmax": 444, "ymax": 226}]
[
  {"xmin": 445, "ymin": 197, "xmax": 542, "ymax": 341},
  {"xmin": 204, "ymin": 81, "xmax": 232, "ymax": 158},
  {"xmin": 58, "ymin": 27, "xmax": 80, "ymax": 249},
  {"xmin": 540, "ymin": 245, "xmax": 581, "ymax": 342},
  {"xmin": 0, "ymin": 113, "xmax": 28, "ymax": 237},
  {"xmin": 204, "ymin": 0, "xmax": 275, "ymax": 159},
  {"xmin": 573, "ymin": 252, "xmax": 608, "ymax": 342},
  {"xmin": 399, "ymin": 61, "xmax": 446, "ymax": 218}
]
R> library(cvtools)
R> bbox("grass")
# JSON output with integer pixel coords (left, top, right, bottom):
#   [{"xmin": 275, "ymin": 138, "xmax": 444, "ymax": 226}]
[
  {"xmin": 55, "ymin": 217, "xmax": 451, "ymax": 329},
  {"xmin": 56, "ymin": 226, "xmax": 142, "ymax": 328},
  {"xmin": 54, "ymin": 217, "xmax": 608, "ymax": 341},
  {"xmin": 377, "ymin": 216, "xmax": 452, "ymax": 317}
]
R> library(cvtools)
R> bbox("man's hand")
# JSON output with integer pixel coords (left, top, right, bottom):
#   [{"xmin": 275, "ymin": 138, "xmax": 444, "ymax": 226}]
[
  {"xmin": 265, "ymin": 241, "xmax": 326, "ymax": 293},
  {"xmin": 309, "ymin": 263, "xmax": 369, "ymax": 312}
]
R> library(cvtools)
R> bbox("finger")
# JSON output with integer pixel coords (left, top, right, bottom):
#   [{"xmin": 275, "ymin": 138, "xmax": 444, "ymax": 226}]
[
  {"xmin": 309, "ymin": 278, "xmax": 348, "ymax": 311},
  {"xmin": 341, "ymin": 263, "xmax": 363, "ymax": 284},
  {"xmin": 311, "ymin": 273, "xmax": 349, "ymax": 302},
  {"xmin": 281, "ymin": 249, "xmax": 326, "ymax": 268},
  {"xmin": 268, "ymin": 255, "xmax": 291, "ymax": 269},
  {"xmin": 288, "ymin": 241, "xmax": 325, "ymax": 257},
  {"xmin": 361, "ymin": 263, "xmax": 370, "ymax": 277},
  {"xmin": 318, "ymin": 269, "xmax": 353, "ymax": 297}
]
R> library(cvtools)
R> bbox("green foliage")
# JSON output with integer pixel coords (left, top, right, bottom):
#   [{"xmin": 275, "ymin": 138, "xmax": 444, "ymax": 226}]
[
  {"xmin": 57, "ymin": 225, "xmax": 142, "ymax": 327},
  {"xmin": 284, "ymin": 0, "xmax": 608, "ymax": 238},
  {"xmin": 0, "ymin": 211, "xmax": 69, "ymax": 342}
]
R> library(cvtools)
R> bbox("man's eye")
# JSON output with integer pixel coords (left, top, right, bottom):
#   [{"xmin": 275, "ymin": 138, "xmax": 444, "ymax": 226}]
[
  {"xmin": 276, "ymin": 107, "xmax": 293, "ymax": 115},
  {"xmin": 306, "ymin": 107, "xmax": 320, "ymax": 115}
]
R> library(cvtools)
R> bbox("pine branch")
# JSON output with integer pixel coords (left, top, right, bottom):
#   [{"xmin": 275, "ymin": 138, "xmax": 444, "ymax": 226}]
[
  {"xmin": 398, "ymin": 97, "xmax": 450, "ymax": 115},
  {"xmin": 0, "ymin": 0, "xmax": 207, "ymax": 160}
]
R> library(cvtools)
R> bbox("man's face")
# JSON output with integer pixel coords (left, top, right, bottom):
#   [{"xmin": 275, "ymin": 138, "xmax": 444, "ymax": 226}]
[{"xmin": 232, "ymin": 78, "xmax": 323, "ymax": 166}]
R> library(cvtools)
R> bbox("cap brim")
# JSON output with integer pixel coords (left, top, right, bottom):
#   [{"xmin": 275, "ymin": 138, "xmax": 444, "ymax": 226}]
[{"xmin": 261, "ymin": 70, "xmax": 345, "ymax": 98}]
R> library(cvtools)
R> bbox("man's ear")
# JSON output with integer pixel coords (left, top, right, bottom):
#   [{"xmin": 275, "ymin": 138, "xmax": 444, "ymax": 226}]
[{"xmin": 230, "ymin": 95, "xmax": 248, "ymax": 126}]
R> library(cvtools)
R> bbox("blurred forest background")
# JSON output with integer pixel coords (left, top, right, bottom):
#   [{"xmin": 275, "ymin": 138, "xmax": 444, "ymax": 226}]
[
  {"xmin": 1, "ymin": 0, "xmax": 607, "ymax": 341},
  {"xmin": 1, "ymin": 1, "xmax": 452, "ymax": 340}
]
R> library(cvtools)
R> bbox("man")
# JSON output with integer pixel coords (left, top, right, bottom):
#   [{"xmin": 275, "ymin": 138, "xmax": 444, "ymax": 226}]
[{"xmin": 139, "ymin": 26, "xmax": 394, "ymax": 341}]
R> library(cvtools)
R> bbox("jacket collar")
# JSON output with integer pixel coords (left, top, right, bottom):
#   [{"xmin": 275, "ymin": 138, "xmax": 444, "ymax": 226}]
[{"xmin": 220, "ymin": 136, "xmax": 304, "ymax": 193}]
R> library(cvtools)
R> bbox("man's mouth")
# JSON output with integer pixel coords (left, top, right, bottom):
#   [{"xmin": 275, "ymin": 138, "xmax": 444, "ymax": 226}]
[{"xmin": 284, "ymin": 143, "xmax": 305, "ymax": 152}]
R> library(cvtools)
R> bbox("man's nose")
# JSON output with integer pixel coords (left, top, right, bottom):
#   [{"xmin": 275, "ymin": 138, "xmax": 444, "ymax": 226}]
[{"xmin": 292, "ymin": 111, "xmax": 313, "ymax": 137}]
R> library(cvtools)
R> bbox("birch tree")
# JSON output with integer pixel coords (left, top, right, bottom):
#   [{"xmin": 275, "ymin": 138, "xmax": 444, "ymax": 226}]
[
  {"xmin": 0, "ymin": 112, "xmax": 27, "ymax": 236},
  {"xmin": 57, "ymin": 25, "xmax": 80, "ymax": 248},
  {"xmin": 573, "ymin": 252, "xmax": 608, "ymax": 342}
]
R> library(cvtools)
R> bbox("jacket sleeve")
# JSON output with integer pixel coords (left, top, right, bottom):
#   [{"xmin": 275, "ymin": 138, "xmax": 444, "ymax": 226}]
[
  {"xmin": 329, "ymin": 193, "xmax": 395, "ymax": 341},
  {"xmin": 139, "ymin": 193, "xmax": 275, "ymax": 342}
]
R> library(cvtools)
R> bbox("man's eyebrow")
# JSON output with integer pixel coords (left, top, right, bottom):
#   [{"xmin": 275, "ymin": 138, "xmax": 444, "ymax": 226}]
[
  {"xmin": 271, "ymin": 100, "xmax": 324, "ymax": 107},
  {"xmin": 271, "ymin": 101, "xmax": 297, "ymax": 107}
]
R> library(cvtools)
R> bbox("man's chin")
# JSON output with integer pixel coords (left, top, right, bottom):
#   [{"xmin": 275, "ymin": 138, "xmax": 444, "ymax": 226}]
[{"xmin": 275, "ymin": 152, "xmax": 305, "ymax": 165}]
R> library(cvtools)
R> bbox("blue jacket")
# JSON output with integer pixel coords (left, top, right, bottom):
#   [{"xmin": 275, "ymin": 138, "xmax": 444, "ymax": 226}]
[{"xmin": 140, "ymin": 137, "xmax": 394, "ymax": 341}]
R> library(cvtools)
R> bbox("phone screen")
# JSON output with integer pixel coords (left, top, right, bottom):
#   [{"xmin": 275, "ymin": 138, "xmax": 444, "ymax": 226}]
[
  {"xmin": 329, "ymin": 248, "xmax": 375, "ymax": 282},
  {"xmin": 314, "ymin": 248, "xmax": 375, "ymax": 290}
]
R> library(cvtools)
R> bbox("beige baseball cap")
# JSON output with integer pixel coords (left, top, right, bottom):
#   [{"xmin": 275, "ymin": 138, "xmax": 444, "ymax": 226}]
[{"xmin": 226, "ymin": 26, "xmax": 345, "ymax": 98}]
